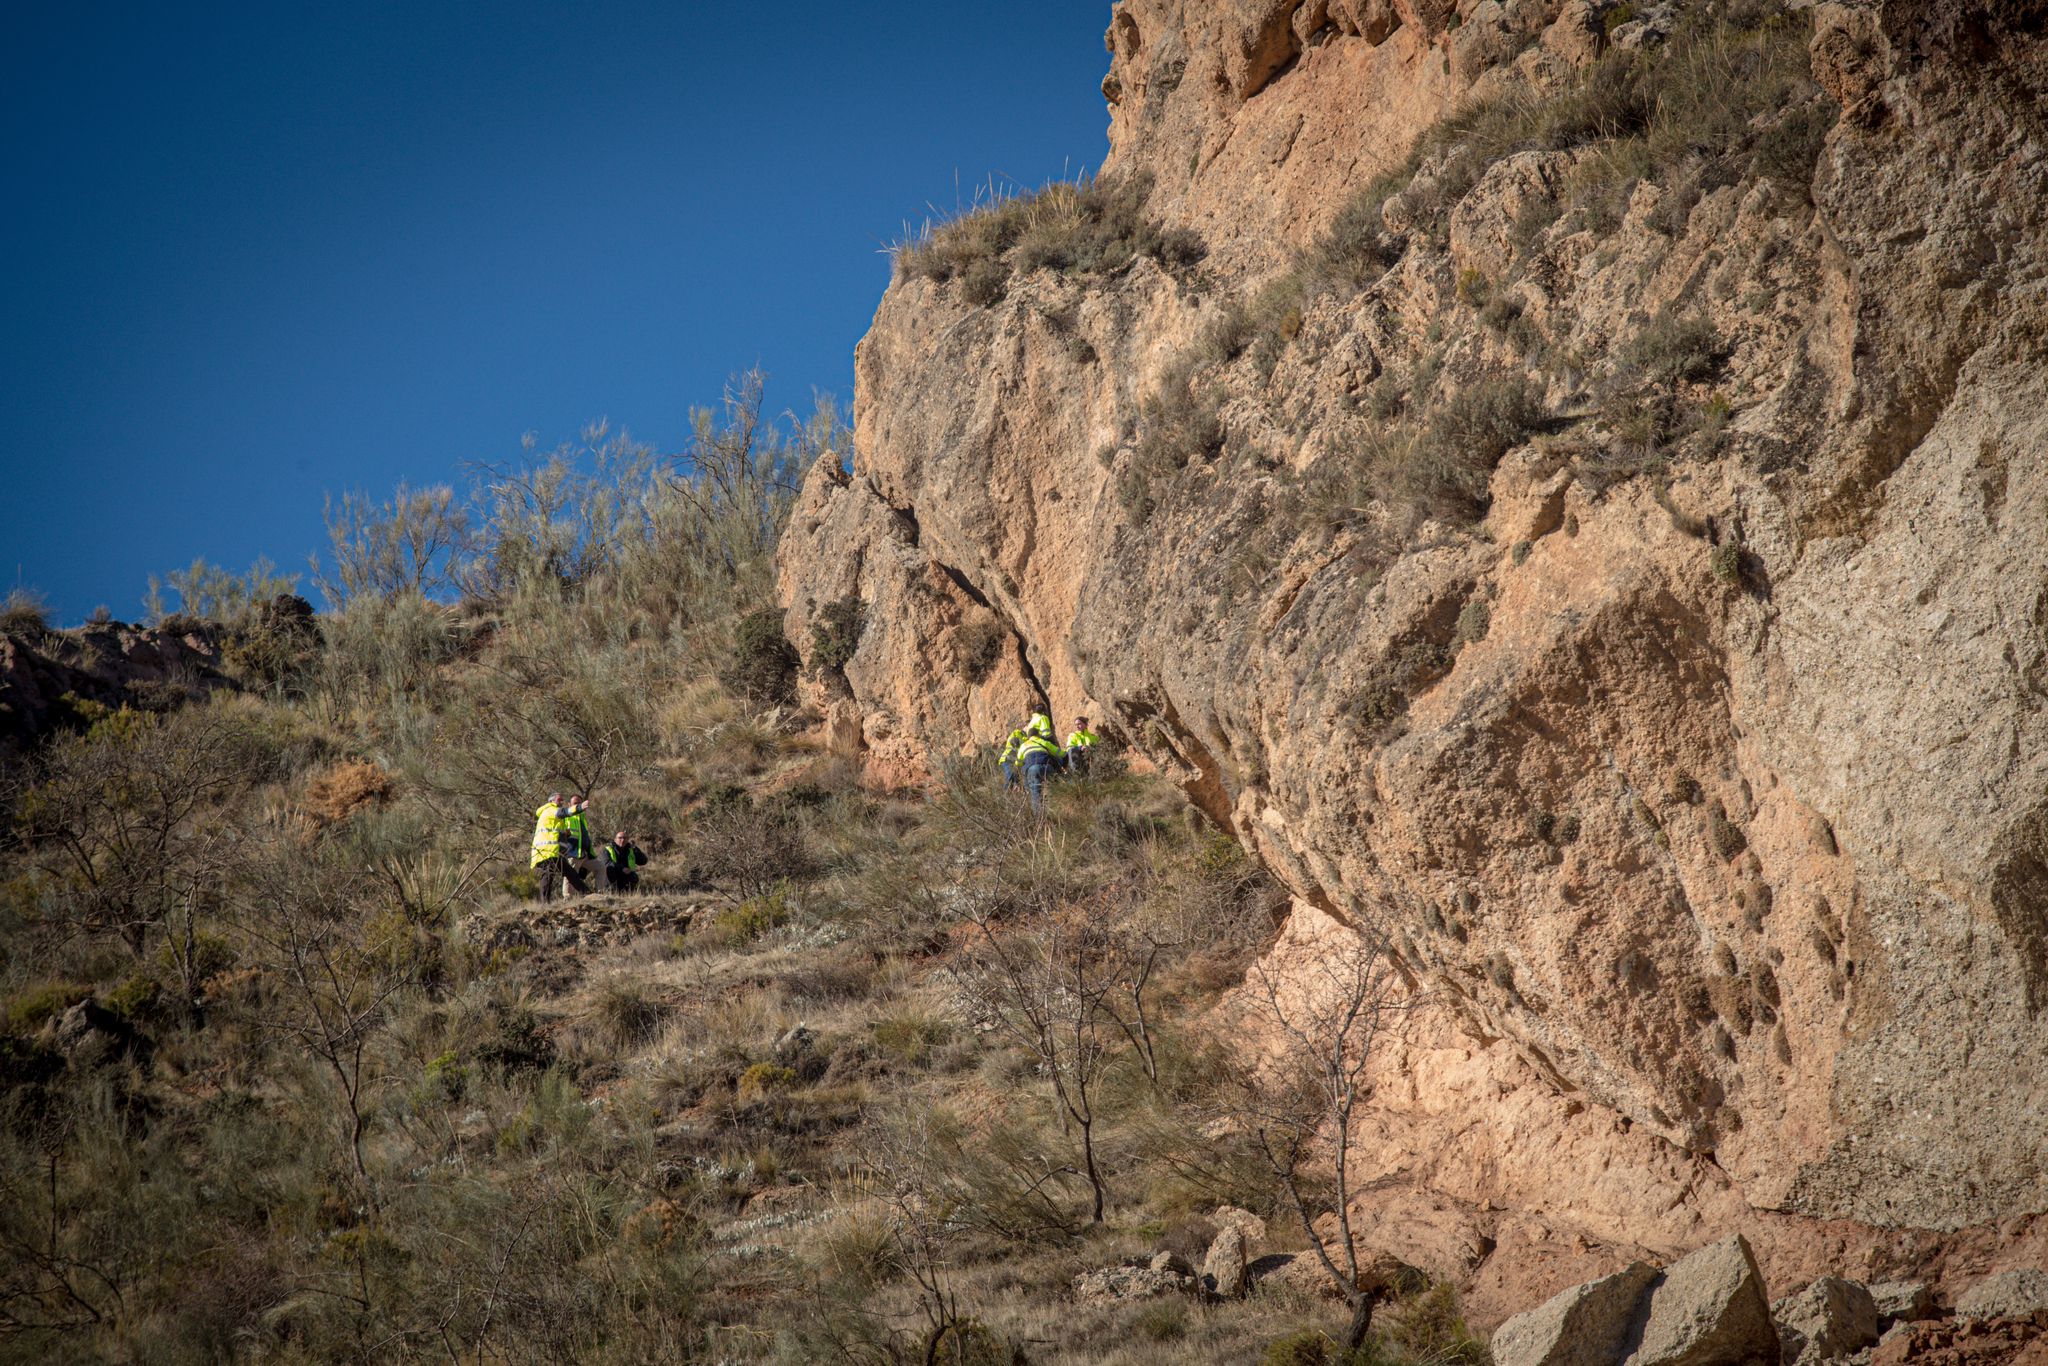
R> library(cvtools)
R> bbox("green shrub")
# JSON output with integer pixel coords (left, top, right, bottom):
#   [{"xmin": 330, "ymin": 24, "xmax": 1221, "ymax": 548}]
[
  {"xmin": 1346, "ymin": 638, "xmax": 1453, "ymax": 735},
  {"xmin": 471, "ymin": 1002, "xmax": 556, "ymax": 1073},
  {"xmin": 1387, "ymin": 1284, "xmax": 1490, "ymax": 1365},
  {"xmin": 5, "ymin": 981, "xmax": 91, "ymax": 1034},
  {"xmin": 1455, "ymin": 600, "xmax": 1491, "ymax": 645},
  {"xmin": 1262, "ymin": 1329, "xmax": 1337, "ymax": 1366},
  {"xmin": 1709, "ymin": 540, "xmax": 1745, "ymax": 586},
  {"xmin": 871, "ymin": 1012, "xmax": 956, "ymax": 1068},
  {"xmin": 1751, "ymin": 99, "xmax": 1837, "ymax": 193},
  {"xmin": 712, "ymin": 888, "xmax": 793, "ymax": 946},
  {"xmin": 810, "ymin": 595, "xmax": 866, "ymax": 675},
  {"xmin": 104, "ymin": 973, "xmax": 162, "ymax": 1021},
  {"xmin": 897, "ymin": 172, "xmax": 1204, "ymax": 304},
  {"xmin": 1707, "ymin": 800, "xmax": 1748, "ymax": 859},
  {"xmin": 422, "ymin": 1050, "xmax": 470, "ymax": 1104},
  {"xmin": 736, "ymin": 1062, "xmax": 799, "ymax": 1101},
  {"xmin": 1309, "ymin": 178, "xmax": 1405, "ymax": 289},
  {"xmin": 722, "ymin": 608, "xmax": 800, "ymax": 706}
]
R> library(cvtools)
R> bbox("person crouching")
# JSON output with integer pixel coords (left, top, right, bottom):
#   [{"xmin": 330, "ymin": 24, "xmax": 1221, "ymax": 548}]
[{"xmin": 603, "ymin": 831, "xmax": 648, "ymax": 893}]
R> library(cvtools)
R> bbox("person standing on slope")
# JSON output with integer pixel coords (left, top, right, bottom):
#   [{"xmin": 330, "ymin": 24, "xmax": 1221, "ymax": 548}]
[
  {"xmin": 998, "ymin": 724, "xmax": 1028, "ymax": 791},
  {"xmin": 530, "ymin": 792, "xmax": 570, "ymax": 901},
  {"xmin": 1016, "ymin": 711, "xmax": 1065, "ymax": 814},
  {"xmin": 561, "ymin": 795, "xmax": 596, "ymax": 895}
]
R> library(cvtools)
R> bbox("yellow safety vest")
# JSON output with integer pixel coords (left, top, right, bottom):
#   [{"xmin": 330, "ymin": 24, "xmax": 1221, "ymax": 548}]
[
  {"xmin": 999, "ymin": 730, "xmax": 1025, "ymax": 764},
  {"xmin": 1066, "ymin": 729, "xmax": 1099, "ymax": 750},
  {"xmin": 529, "ymin": 802, "xmax": 566, "ymax": 867},
  {"xmin": 1018, "ymin": 734, "xmax": 1062, "ymax": 762}
]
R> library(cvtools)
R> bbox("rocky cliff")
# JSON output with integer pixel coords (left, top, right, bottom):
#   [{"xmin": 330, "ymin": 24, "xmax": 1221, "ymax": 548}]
[{"xmin": 778, "ymin": 0, "xmax": 2048, "ymax": 1320}]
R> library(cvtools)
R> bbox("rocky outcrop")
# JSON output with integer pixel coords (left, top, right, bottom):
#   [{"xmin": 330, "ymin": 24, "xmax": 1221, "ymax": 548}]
[
  {"xmin": 1494, "ymin": 1235, "xmax": 1780, "ymax": 1366},
  {"xmin": 779, "ymin": 0, "xmax": 2048, "ymax": 1325},
  {"xmin": 1072, "ymin": 1253, "xmax": 1199, "ymax": 1301},
  {"xmin": 0, "ymin": 617, "xmax": 239, "ymax": 755},
  {"xmin": 1955, "ymin": 1271, "xmax": 2048, "ymax": 1325}
]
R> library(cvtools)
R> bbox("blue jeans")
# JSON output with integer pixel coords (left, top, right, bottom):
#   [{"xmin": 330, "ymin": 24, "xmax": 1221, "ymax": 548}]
[
  {"xmin": 1000, "ymin": 761, "xmax": 1018, "ymax": 790},
  {"xmin": 1023, "ymin": 755, "xmax": 1054, "ymax": 813}
]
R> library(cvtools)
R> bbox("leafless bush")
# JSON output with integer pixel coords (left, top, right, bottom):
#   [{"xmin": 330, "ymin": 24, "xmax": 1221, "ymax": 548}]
[{"xmin": 1205, "ymin": 925, "xmax": 1411, "ymax": 1354}]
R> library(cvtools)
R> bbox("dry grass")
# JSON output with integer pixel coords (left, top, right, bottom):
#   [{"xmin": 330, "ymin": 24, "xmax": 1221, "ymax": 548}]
[{"xmin": 302, "ymin": 757, "xmax": 395, "ymax": 830}]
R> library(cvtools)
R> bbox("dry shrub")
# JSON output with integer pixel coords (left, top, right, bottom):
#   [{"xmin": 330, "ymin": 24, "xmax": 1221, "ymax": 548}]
[
  {"xmin": 955, "ymin": 612, "xmax": 1010, "ymax": 683},
  {"xmin": 304, "ymin": 759, "xmax": 395, "ymax": 830}
]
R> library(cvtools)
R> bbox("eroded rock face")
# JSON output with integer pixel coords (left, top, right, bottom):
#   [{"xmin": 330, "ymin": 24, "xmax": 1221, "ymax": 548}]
[
  {"xmin": 0, "ymin": 618, "xmax": 238, "ymax": 755},
  {"xmin": 778, "ymin": 0, "xmax": 2048, "ymax": 1321}
]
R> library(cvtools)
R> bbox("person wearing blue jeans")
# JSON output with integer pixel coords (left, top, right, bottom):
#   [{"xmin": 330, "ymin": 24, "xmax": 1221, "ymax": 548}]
[
  {"xmin": 1015, "ymin": 711, "xmax": 1064, "ymax": 813},
  {"xmin": 997, "ymin": 725, "xmax": 1026, "ymax": 791}
]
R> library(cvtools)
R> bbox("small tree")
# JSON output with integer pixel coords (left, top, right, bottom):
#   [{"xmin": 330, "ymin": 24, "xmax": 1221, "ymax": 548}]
[
  {"xmin": 232, "ymin": 852, "xmax": 410, "ymax": 1206},
  {"xmin": 315, "ymin": 482, "xmax": 472, "ymax": 606},
  {"xmin": 12, "ymin": 709, "xmax": 275, "ymax": 960},
  {"xmin": 1212, "ymin": 925, "xmax": 1408, "ymax": 1354},
  {"xmin": 957, "ymin": 890, "xmax": 1160, "ymax": 1224}
]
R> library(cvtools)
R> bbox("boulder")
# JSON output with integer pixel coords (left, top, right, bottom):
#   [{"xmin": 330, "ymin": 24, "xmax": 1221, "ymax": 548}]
[
  {"xmin": 1268, "ymin": 1246, "xmax": 1426, "ymax": 1302},
  {"xmin": 1866, "ymin": 1282, "xmax": 1936, "ymax": 1325},
  {"xmin": 1072, "ymin": 1258, "xmax": 1194, "ymax": 1303},
  {"xmin": 1493, "ymin": 1261, "xmax": 1660, "ymax": 1366},
  {"xmin": 1773, "ymin": 1277, "xmax": 1880, "ymax": 1364},
  {"xmin": 1202, "ymin": 1225, "xmax": 1249, "ymax": 1299},
  {"xmin": 1149, "ymin": 1250, "xmax": 1194, "ymax": 1277},
  {"xmin": 50, "ymin": 999, "xmax": 142, "ymax": 1063},
  {"xmin": 1211, "ymin": 1205, "xmax": 1267, "ymax": 1244},
  {"xmin": 1955, "ymin": 1269, "xmax": 2048, "ymax": 1323},
  {"xmin": 1627, "ymin": 1236, "xmax": 1780, "ymax": 1366}
]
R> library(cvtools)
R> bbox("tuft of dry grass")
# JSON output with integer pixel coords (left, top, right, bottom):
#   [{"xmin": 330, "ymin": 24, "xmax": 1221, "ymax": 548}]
[{"xmin": 303, "ymin": 758, "xmax": 395, "ymax": 830}]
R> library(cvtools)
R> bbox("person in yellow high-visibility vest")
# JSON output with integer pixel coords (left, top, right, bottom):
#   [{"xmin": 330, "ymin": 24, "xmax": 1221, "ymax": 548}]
[
  {"xmin": 560, "ymin": 795, "xmax": 596, "ymax": 895},
  {"xmin": 529, "ymin": 792, "xmax": 570, "ymax": 901},
  {"xmin": 1065, "ymin": 716, "xmax": 1101, "ymax": 777},
  {"xmin": 998, "ymin": 726, "xmax": 1027, "ymax": 791},
  {"xmin": 1016, "ymin": 712, "xmax": 1064, "ymax": 814}
]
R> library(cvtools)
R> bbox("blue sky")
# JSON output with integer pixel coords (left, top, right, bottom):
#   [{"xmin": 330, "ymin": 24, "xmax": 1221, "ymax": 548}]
[{"xmin": 1, "ymin": 2, "xmax": 1114, "ymax": 622}]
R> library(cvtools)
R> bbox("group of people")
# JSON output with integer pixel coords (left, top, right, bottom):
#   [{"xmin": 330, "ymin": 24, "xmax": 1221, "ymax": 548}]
[
  {"xmin": 528, "ymin": 793, "xmax": 649, "ymax": 902},
  {"xmin": 524, "ymin": 711, "xmax": 1100, "ymax": 895},
  {"xmin": 997, "ymin": 710, "xmax": 1101, "ymax": 812}
]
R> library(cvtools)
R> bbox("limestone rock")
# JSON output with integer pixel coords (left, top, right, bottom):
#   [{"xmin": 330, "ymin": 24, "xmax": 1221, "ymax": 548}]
[
  {"xmin": 780, "ymin": 0, "xmax": 2048, "ymax": 1306},
  {"xmin": 1492, "ymin": 1261, "xmax": 1660, "ymax": 1366},
  {"xmin": 1212, "ymin": 1205, "xmax": 1267, "ymax": 1244},
  {"xmin": 1072, "ymin": 1258, "xmax": 1195, "ymax": 1302},
  {"xmin": 1627, "ymin": 1236, "xmax": 1779, "ymax": 1366},
  {"xmin": 1149, "ymin": 1250, "xmax": 1195, "ymax": 1277},
  {"xmin": 1866, "ymin": 1282, "xmax": 1936, "ymax": 1326},
  {"xmin": 1202, "ymin": 1225, "xmax": 1249, "ymax": 1298},
  {"xmin": 50, "ymin": 999, "xmax": 137, "ymax": 1060},
  {"xmin": 1774, "ymin": 1277, "xmax": 1880, "ymax": 1364},
  {"xmin": 1955, "ymin": 1269, "xmax": 2048, "ymax": 1323}
]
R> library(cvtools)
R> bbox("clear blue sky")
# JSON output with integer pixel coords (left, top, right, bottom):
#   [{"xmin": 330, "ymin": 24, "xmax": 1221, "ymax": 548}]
[{"xmin": 1, "ymin": 2, "xmax": 1114, "ymax": 623}]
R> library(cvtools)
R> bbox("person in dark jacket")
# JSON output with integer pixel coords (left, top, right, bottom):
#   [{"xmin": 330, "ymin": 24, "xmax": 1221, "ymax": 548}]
[{"xmin": 602, "ymin": 831, "xmax": 648, "ymax": 893}]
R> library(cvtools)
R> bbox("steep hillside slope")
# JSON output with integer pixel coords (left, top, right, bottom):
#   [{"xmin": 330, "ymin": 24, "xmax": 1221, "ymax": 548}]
[{"xmin": 779, "ymin": 0, "xmax": 2048, "ymax": 1306}]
